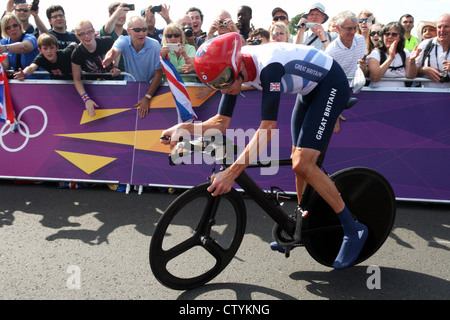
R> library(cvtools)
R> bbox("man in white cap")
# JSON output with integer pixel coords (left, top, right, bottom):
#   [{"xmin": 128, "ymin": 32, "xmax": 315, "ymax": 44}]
[{"xmin": 295, "ymin": 2, "xmax": 337, "ymax": 50}]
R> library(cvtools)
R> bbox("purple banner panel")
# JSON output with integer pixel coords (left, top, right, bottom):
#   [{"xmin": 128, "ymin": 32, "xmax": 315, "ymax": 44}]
[{"xmin": 0, "ymin": 81, "xmax": 449, "ymax": 202}]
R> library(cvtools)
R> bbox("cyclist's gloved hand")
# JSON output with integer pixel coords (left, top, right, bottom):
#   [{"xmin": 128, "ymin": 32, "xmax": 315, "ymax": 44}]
[{"xmin": 160, "ymin": 125, "xmax": 185, "ymax": 149}]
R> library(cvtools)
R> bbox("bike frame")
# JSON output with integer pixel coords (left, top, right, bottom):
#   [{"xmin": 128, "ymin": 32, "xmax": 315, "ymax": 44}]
[
  {"xmin": 235, "ymin": 163, "xmax": 297, "ymax": 236},
  {"xmin": 233, "ymin": 123, "xmax": 336, "ymax": 240}
]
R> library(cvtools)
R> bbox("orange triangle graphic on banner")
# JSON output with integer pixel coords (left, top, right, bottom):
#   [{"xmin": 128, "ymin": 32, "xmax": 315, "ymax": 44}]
[
  {"xmin": 55, "ymin": 130, "xmax": 171, "ymax": 153},
  {"xmin": 80, "ymin": 108, "xmax": 133, "ymax": 124},
  {"xmin": 55, "ymin": 151, "xmax": 117, "ymax": 174}
]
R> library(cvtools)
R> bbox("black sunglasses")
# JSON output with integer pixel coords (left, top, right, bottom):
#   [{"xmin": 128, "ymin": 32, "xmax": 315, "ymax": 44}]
[
  {"xmin": 130, "ymin": 27, "xmax": 148, "ymax": 33},
  {"xmin": 273, "ymin": 16, "xmax": 287, "ymax": 21},
  {"xmin": 370, "ymin": 31, "xmax": 380, "ymax": 36},
  {"xmin": 5, "ymin": 23, "xmax": 19, "ymax": 31},
  {"xmin": 165, "ymin": 33, "xmax": 181, "ymax": 38}
]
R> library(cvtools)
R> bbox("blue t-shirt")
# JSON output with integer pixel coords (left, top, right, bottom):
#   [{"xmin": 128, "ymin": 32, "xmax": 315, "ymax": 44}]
[
  {"xmin": 1, "ymin": 33, "xmax": 48, "ymax": 79},
  {"xmin": 113, "ymin": 35, "xmax": 162, "ymax": 82}
]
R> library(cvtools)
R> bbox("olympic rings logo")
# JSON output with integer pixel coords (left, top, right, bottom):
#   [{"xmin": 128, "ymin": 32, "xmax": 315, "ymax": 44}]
[{"xmin": 0, "ymin": 105, "xmax": 48, "ymax": 153}]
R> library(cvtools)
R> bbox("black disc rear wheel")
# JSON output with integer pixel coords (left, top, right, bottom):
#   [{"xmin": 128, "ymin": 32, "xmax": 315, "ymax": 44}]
[{"xmin": 302, "ymin": 167, "xmax": 396, "ymax": 267}]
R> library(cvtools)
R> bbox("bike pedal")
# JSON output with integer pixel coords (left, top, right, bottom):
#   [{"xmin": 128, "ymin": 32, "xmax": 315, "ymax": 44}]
[
  {"xmin": 270, "ymin": 241, "xmax": 305, "ymax": 253},
  {"xmin": 270, "ymin": 241, "xmax": 287, "ymax": 253}
]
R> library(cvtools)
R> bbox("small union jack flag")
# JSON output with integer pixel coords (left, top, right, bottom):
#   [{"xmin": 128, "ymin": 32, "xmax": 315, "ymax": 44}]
[{"xmin": 270, "ymin": 82, "xmax": 281, "ymax": 92}]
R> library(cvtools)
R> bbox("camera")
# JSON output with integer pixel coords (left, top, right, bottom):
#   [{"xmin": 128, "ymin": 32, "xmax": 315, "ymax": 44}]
[
  {"xmin": 31, "ymin": 0, "xmax": 39, "ymax": 11},
  {"xmin": 151, "ymin": 5, "xmax": 162, "ymax": 13},
  {"xmin": 249, "ymin": 39, "xmax": 262, "ymax": 45},
  {"xmin": 219, "ymin": 20, "xmax": 228, "ymax": 27},
  {"xmin": 439, "ymin": 72, "xmax": 450, "ymax": 83},
  {"xmin": 183, "ymin": 25, "xmax": 193, "ymax": 38},
  {"xmin": 299, "ymin": 22, "xmax": 317, "ymax": 29},
  {"xmin": 123, "ymin": 4, "xmax": 135, "ymax": 10},
  {"xmin": 167, "ymin": 43, "xmax": 179, "ymax": 52}
]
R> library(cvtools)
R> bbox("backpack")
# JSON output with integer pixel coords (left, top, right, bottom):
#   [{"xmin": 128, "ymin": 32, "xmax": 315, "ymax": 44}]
[
  {"xmin": 421, "ymin": 39, "xmax": 435, "ymax": 67},
  {"xmin": 378, "ymin": 48, "xmax": 406, "ymax": 71}
]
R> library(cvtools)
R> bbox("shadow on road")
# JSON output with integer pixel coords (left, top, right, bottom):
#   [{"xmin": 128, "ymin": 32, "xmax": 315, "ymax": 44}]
[
  {"xmin": 289, "ymin": 266, "xmax": 450, "ymax": 300},
  {"xmin": 177, "ymin": 282, "xmax": 298, "ymax": 300},
  {"xmin": 0, "ymin": 182, "xmax": 174, "ymax": 244}
]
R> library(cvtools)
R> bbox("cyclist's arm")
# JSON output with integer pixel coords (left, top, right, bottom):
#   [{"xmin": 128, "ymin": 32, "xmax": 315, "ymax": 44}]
[
  {"xmin": 229, "ymin": 120, "xmax": 277, "ymax": 175},
  {"xmin": 209, "ymin": 64, "xmax": 283, "ymax": 195},
  {"xmin": 161, "ymin": 92, "xmax": 237, "ymax": 142},
  {"xmin": 208, "ymin": 120, "xmax": 277, "ymax": 196}
]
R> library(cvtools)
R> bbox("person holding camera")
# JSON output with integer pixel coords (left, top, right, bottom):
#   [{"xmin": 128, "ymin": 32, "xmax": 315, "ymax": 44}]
[
  {"xmin": 206, "ymin": 10, "xmax": 240, "ymax": 41},
  {"xmin": 99, "ymin": 3, "xmax": 132, "ymax": 72},
  {"xmin": 141, "ymin": 4, "xmax": 172, "ymax": 44},
  {"xmin": 295, "ymin": 3, "xmax": 336, "ymax": 50},
  {"xmin": 177, "ymin": 14, "xmax": 202, "ymax": 49},
  {"xmin": 415, "ymin": 14, "xmax": 450, "ymax": 88},
  {"xmin": 160, "ymin": 23, "xmax": 196, "ymax": 80}
]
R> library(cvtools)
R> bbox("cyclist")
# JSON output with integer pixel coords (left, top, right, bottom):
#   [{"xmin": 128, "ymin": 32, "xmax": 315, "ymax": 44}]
[{"xmin": 160, "ymin": 32, "xmax": 367, "ymax": 269}]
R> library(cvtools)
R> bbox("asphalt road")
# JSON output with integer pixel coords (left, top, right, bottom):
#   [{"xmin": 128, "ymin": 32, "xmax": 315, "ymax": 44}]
[{"xmin": 0, "ymin": 180, "xmax": 449, "ymax": 301}]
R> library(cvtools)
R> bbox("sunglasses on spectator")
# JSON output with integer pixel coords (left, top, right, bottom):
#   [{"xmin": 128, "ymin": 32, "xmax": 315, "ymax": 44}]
[
  {"xmin": 273, "ymin": 16, "xmax": 287, "ymax": 21},
  {"xmin": 130, "ymin": 27, "xmax": 148, "ymax": 33},
  {"xmin": 370, "ymin": 31, "xmax": 380, "ymax": 36},
  {"xmin": 165, "ymin": 33, "xmax": 181, "ymax": 38},
  {"xmin": 5, "ymin": 23, "xmax": 19, "ymax": 31},
  {"xmin": 384, "ymin": 32, "xmax": 399, "ymax": 37},
  {"xmin": 77, "ymin": 30, "xmax": 95, "ymax": 38},
  {"xmin": 359, "ymin": 18, "xmax": 373, "ymax": 23},
  {"xmin": 15, "ymin": 8, "xmax": 29, "ymax": 13}
]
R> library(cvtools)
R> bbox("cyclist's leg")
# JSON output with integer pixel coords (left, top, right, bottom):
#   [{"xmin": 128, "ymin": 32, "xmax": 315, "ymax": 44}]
[
  {"xmin": 292, "ymin": 148, "xmax": 344, "ymax": 212},
  {"xmin": 290, "ymin": 94, "xmax": 309, "ymax": 205},
  {"xmin": 291, "ymin": 61, "xmax": 368, "ymax": 269},
  {"xmin": 291, "ymin": 84, "xmax": 345, "ymax": 212}
]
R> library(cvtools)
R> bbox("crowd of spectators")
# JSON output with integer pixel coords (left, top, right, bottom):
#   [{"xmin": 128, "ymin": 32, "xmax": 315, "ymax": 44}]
[{"xmin": 0, "ymin": 1, "xmax": 449, "ymax": 113}]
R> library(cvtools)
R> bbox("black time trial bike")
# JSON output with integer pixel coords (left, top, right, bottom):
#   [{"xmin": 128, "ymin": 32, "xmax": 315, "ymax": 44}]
[{"xmin": 149, "ymin": 98, "xmax": 396, "ymax": 291}]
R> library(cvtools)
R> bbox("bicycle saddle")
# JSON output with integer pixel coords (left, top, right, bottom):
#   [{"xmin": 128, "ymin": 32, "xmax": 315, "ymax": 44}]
[{"xmin": 346, "ymin": 97, "xmax": 358, "ymax": 109}]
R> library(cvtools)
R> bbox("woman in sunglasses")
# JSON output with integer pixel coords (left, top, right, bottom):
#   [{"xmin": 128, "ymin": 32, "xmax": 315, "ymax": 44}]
[
  {"xmin": 366, "ymin": 23, "xmax": 384, "ymax": 55},
  {"xmin": 357, "ymin": 10, "xmax": 376, "ymax": 39},
  {"xmin": 367, "ymin": 21, "xmax": 419, "ymax": 87},
  {"xmin": 0, "ymin": 13, "xmax": 45, "ymax": 79},
  {"xmin": 160, "ymin": 23, "xmax": 196, "ymax": 76}
]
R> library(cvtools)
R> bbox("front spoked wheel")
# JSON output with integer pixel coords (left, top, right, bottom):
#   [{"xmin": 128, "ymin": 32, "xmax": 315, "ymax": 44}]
[{"xmin": 149, "ymin": 183, "xmax": 247, "ymax": 290}]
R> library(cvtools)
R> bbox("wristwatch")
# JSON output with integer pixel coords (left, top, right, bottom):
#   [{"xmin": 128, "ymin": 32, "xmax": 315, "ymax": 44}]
[
  {"xmin": 145, "ymin": 94, "xmax": 152, "ymax": 99},
  {"xmin": 5, "ymin": 45, "xmax": 9, "ymax": 52}
]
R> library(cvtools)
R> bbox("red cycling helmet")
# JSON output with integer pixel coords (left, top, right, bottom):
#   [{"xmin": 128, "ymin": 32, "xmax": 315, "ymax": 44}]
[{"xmin": 195, "ymin": 32, "xmax": 242, "ymax": 90}]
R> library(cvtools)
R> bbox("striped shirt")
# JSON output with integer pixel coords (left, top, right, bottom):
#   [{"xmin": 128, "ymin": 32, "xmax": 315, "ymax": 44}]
[{"xmin": 325, "ymin": 34, "xmax": 367, "ymax": 78}]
